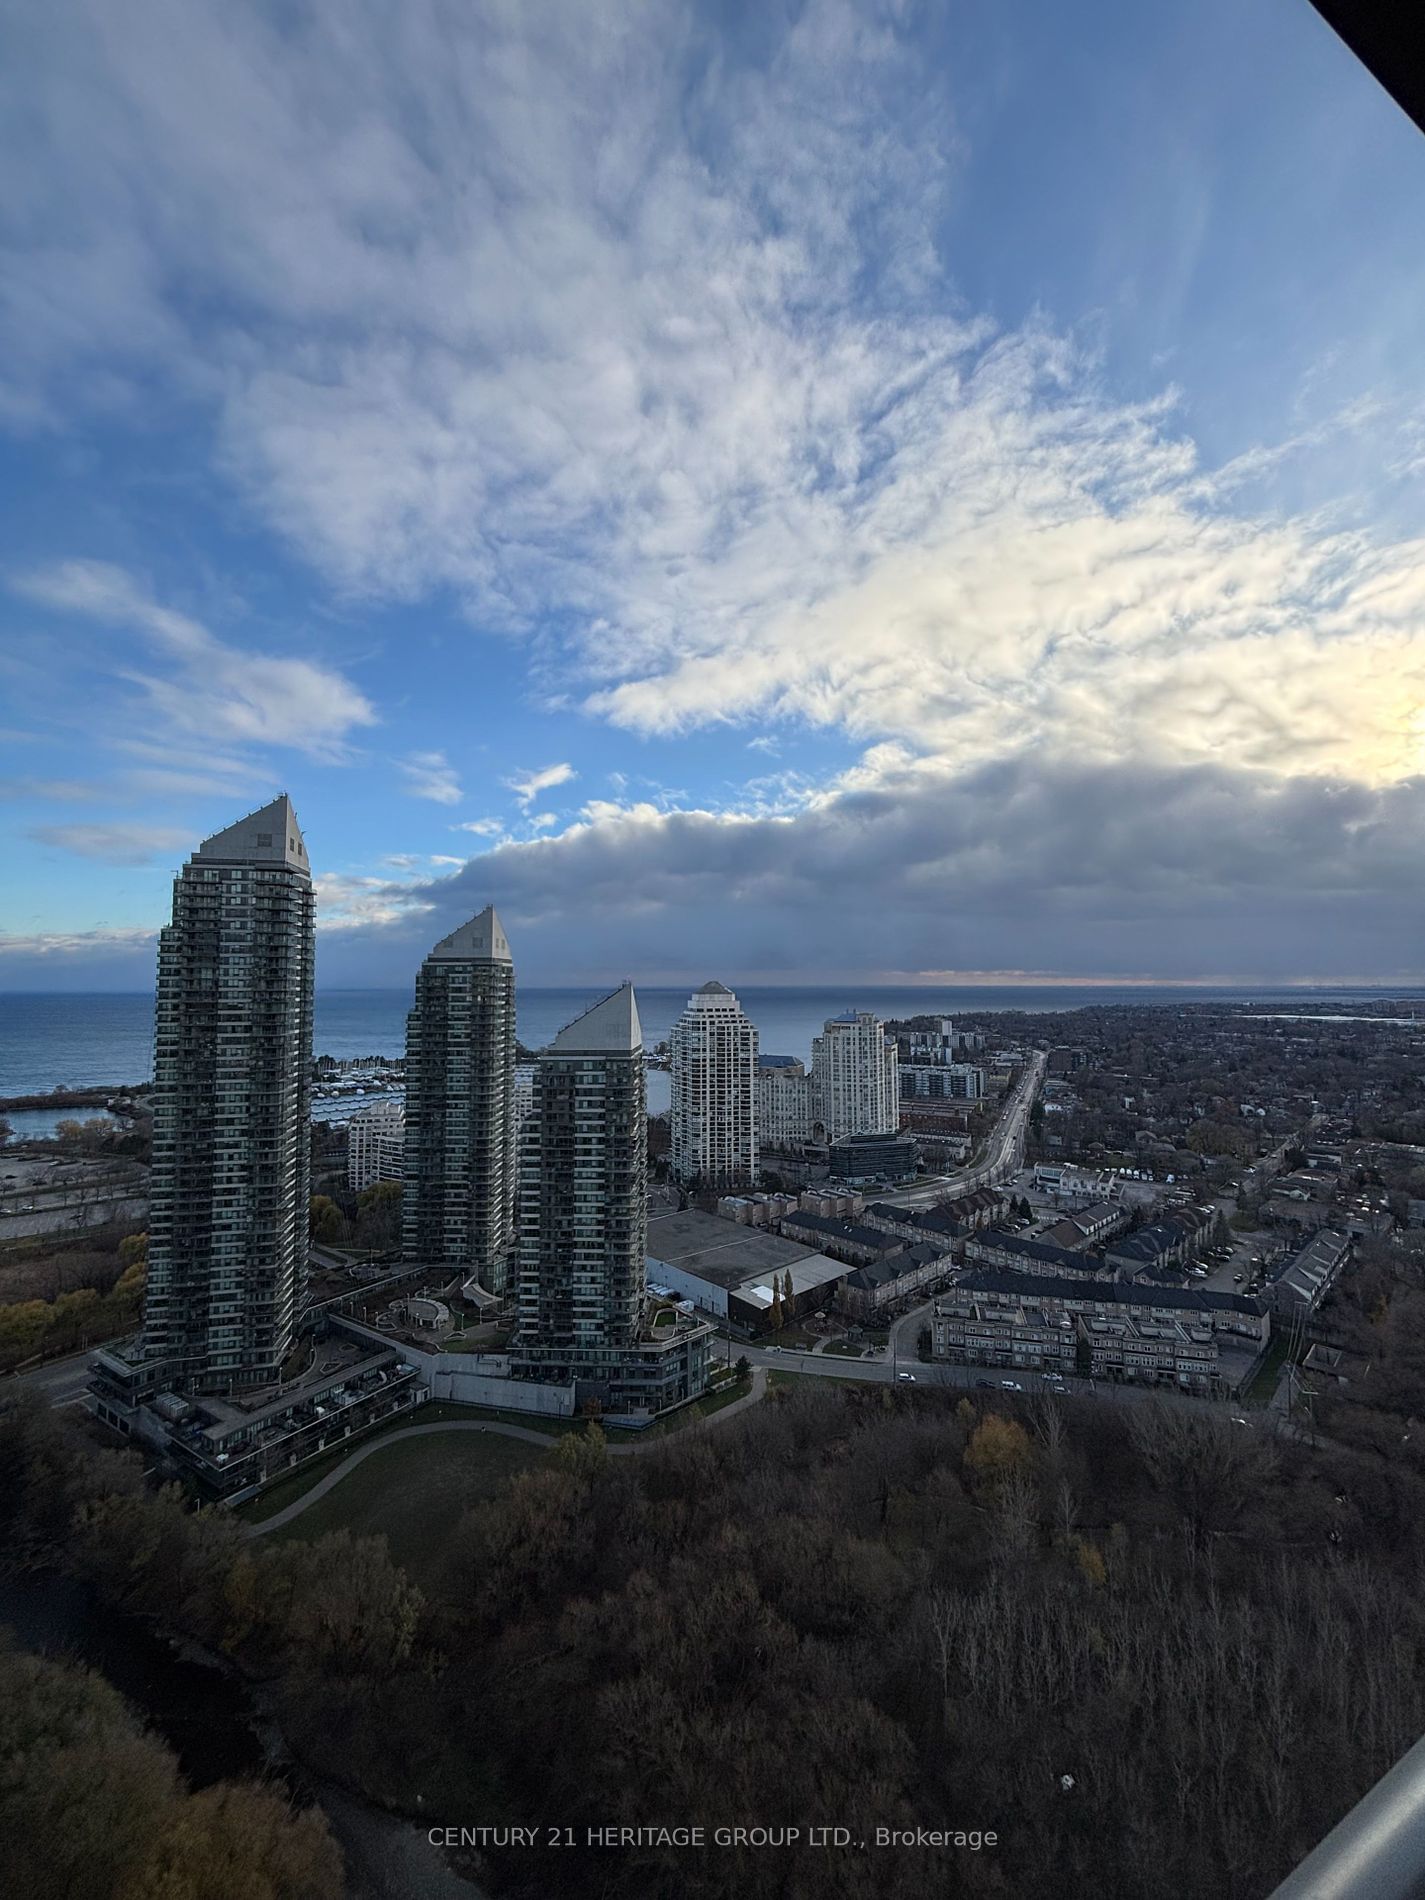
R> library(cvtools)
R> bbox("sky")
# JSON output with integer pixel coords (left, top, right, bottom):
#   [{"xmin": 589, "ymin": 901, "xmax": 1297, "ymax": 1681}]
[{"xmin": 3, "ymin": 0, "xmax": 1425, "ymax": 991}]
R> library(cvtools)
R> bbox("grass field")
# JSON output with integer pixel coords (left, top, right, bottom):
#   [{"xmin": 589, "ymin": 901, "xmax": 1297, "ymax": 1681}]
[
  {"xmin": 264, "ymin": 1430, "xmax": 547, "ymax": 1589},
  {"xmin": 233, "ymin": 1400, "xmax": 580, "ymax": 1523},
  {"xmin": 1242, "ymin": 1333, "xmax": 1295, "ymax": 1407}
]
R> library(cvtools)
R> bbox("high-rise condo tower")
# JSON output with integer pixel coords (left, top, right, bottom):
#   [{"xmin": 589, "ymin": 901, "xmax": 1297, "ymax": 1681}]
[
  {"xmin": 402, "ymin": 907, "xmax": 516, "ymax": 1293},
  {"xmin": 134, "ymin": 795, "xmax": 315, "ymax": 1395},
  {"xmin": 669, "ymin": 980, "xmax": 759, "ymax": 1189}
]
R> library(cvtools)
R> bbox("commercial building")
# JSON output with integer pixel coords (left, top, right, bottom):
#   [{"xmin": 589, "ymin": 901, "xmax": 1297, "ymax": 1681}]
[
  {"xmin": 669, "ymin": 981, "xmax": 759, "ymax": 1189},
  {"xmin": 758, "ymin": 1055, "xmax": 813, "ymax": 1147},
  {"xmin": 348, "ymin": 1100, "xmax": 405, "ymax": 1191},
  {"xmin": 514, "ymin": 985, "xmax": 710, "ymax": 1413},
  {"xmin": 826, "ymin": 1130, "xmax": 918, "ymax": 1183},
  {"xmin": 810, "ymin": 1011, "xmax": 899, "ymax": 1142},
  {"xmin": 1033, "ymin": 1164, "xmax": 1127, "ymax": 1206},
  {"xmin": 92, "ymin": 796, "xmax": 315, "ymax": 1405},
  {"xmin": 402, "ymin": 908, "xmax": 516, "ymax": 1295},
  {"xmin": 646, "ymin": 1205, "xmax": 848, "ymax": 1331}
]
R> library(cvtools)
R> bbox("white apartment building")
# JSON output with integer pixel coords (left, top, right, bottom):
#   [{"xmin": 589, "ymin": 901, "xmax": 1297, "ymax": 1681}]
[
  {"xmin": 670, "ymin": 981, "xmax": 759, "ymax": 1188},
  {"xmin": 900, "ymin": 1062, "xmax": 985, "ymax": 1102},
  {"xmin": 810, "ymin": 1011, "xmax": 899, "ymax": 1142},
  {"xmin": 347, "ymin": 1100, "xmax": 405, "ymax": 1191},
  {"xmin": 905, "ymin": 1018, "xmax": 956, "ymax": 1063},
  {"xmin": 757, "ymin": 1056, "xmax": 812, "ymax": 1147}
]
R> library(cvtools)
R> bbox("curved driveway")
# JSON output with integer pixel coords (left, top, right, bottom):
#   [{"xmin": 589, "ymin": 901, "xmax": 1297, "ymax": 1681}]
[{"xmin": 244, "ymin": 1366, "xmax": 767, "ymax": 1536}]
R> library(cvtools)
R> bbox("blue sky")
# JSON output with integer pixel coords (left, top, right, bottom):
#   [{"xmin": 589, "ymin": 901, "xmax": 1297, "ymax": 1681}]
[{"xmin": 3, "ymin": 0, "xmax": 1425, "ymax": 989}]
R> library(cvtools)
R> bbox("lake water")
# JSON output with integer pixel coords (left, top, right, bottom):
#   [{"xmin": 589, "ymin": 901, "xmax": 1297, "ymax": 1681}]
[{"xmin": 5, "ymin": 984, "xmax": 1421, "ymax": 1099}]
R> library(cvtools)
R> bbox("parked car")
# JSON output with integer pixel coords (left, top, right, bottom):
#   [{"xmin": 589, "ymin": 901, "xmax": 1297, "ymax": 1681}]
[
  {"xmin": 897, "ymin": 1371, "xmax": 917, "ymax": 1382},
  {"xmin": 1000, "ymin": 1379, "xmax": 1023, "ymax": 1392},
  {"xmin": 975, "ymin": 1378, "xmax": 996, "ymax": 1390}
]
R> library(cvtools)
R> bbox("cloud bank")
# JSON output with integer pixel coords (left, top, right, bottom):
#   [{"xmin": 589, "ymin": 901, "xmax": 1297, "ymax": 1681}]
[{"xmin": 3, "ymin": 1, "xmax": 1425, "ymax": 983}]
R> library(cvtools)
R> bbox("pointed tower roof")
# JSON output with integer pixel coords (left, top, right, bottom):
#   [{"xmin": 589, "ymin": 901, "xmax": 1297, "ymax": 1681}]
[
  {"xmin": 428, "ymin": 905, "xmax": 512, "ymax": 964},
  {"xmin": 195, "ymin": 795, "xmax": 309, "ymax": 873},
  {"xmin": 549, "ymin": 981, "xmax": 643, "ymax": 1055}
]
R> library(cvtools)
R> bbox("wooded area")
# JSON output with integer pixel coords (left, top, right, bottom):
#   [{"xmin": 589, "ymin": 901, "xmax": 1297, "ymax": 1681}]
[{"xmin": 5, "ymin": 1369, "xmax": 1425, "ymax": 1899}]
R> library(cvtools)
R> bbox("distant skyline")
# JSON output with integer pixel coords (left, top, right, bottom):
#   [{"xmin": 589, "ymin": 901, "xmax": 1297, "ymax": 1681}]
[{"xmin": 3, "ymin": 1, "xmax": 1425, "ymax": 989}]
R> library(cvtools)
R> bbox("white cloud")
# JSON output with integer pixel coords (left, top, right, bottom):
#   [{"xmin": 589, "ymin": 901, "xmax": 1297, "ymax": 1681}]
[
  {"xmin": 397, "ymin": 749, "xmax": 462, "ymax": 804},
  {"xmin": 12, "ymin": 560, "xmax": 377, "ymax": 762},
  {"xmin": 453, "ymin": 816, "xmax": 505, "ymax": 837},
  {"xmin": 506, "ymin": 762, "xmax": 576, "ymax": 808},
  {"xmin": 315, "ymin": 868, "xmax": 434, "ymax": 932},
  {"xmin": 4, "ymin": 0, "xmax": 1425, "ymax": 803},
  {"xmin": 0, "ymin": 925, "xmax": 157, "ymax": 961},
  {"xmin": 29, "ymin": 822, "xmax": 193, "ymax": 865},
  {"xmin": 526, "ymin": 811, "xmax": 558, "ymax": 831}
]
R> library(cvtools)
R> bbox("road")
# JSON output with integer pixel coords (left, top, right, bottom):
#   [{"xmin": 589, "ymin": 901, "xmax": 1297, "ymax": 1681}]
[
  {"xmin": 882, "ymin": 1050, "xmax": 1046, "ymax": 1208},
  {"xmin": 245, "ymin": 1368, "xmax": 770, "ymax": 1534},
  {"xmin": 9, "ymin": 1345, "xmax": 106, "ymax": 1408},
  {"xmin": 0, "ymin": 1196, "xmax": 149, "ymax": 1242},
  {"xmin": 730, "ymin": 1335, "xmax": 1264, "ymax": 1420}
]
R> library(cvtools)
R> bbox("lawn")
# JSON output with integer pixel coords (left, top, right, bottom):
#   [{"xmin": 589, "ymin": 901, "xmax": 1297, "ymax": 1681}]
[
  {"xmin": 1242, "ymin": 1333, "xmax": 1296, "ymax": 1408},
  {"xmin": 824, "ymin": 1339, "xmax": 872, "ymax": 1358},
  {"xmin": 233, "ymin": 1401, "xmax": 578, "ymax": 1523},
  {"xmin": 767, "ymin": 1366, "xmax": 879, "ymax": 1391},
  {"xmin": 264, "ymin": 1431, "xmax": 547, "ymax": 1590}
]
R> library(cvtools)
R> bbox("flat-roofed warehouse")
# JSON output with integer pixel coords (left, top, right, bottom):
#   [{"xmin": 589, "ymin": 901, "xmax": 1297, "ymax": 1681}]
[{"xmin": 647, "ymin": 1206, "xmax": 848, "ymax": 1330}]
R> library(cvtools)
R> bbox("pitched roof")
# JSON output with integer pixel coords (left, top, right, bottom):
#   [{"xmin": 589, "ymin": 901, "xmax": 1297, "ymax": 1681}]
[
  {"xmin": 195, "ymin": 795, "xmax": 309, "ymax": 873},
  {"xmin": 428, "ymin": 905, "xmax": 512, "ymax": 964},
  {"xmin": 549, "ymin": 981, "xmax": 643, "ymax": 1055}
]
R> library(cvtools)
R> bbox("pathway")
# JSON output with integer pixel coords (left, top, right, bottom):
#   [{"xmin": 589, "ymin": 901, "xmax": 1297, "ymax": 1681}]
[{"xmin": 244, "ymin": 1366, "xmax": 768, "ymax": 1537}]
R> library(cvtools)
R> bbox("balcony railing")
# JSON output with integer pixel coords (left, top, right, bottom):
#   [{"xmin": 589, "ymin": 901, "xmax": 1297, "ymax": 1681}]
[{"xmin": 1270, "ymin": 1731, "xmax": 1425, "ymax": 1899}]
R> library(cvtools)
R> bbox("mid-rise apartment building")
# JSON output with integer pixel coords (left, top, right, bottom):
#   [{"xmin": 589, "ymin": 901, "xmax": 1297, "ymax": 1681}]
[
  {"xmin": 347, "ymin": 1100, "xmax": 405, "ymax": 1192},
  {"xmin": 900, "ymin": 1062, "xmax": 984, "ymax": 1101}
]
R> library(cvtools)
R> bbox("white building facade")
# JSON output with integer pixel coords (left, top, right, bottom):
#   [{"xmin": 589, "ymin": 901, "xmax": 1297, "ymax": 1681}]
[
  {"xmin": 900, "ymin": 1063, "xmax": 985, "ymax": 1102},
  {"xmin": 669, "ymin": 981, "xmax": 759, "ymax": 1189},
  {"xmin": 347, "ymin": 1100, "xmax": 406, "ymax": 1191},
  {"xmin": 810, "ymin": 1011, "xmax": 900, "ymax": 1142},
  {"xmin": 758, "ymin": 1056, "xmax": 812, "ymax": 1147}
]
